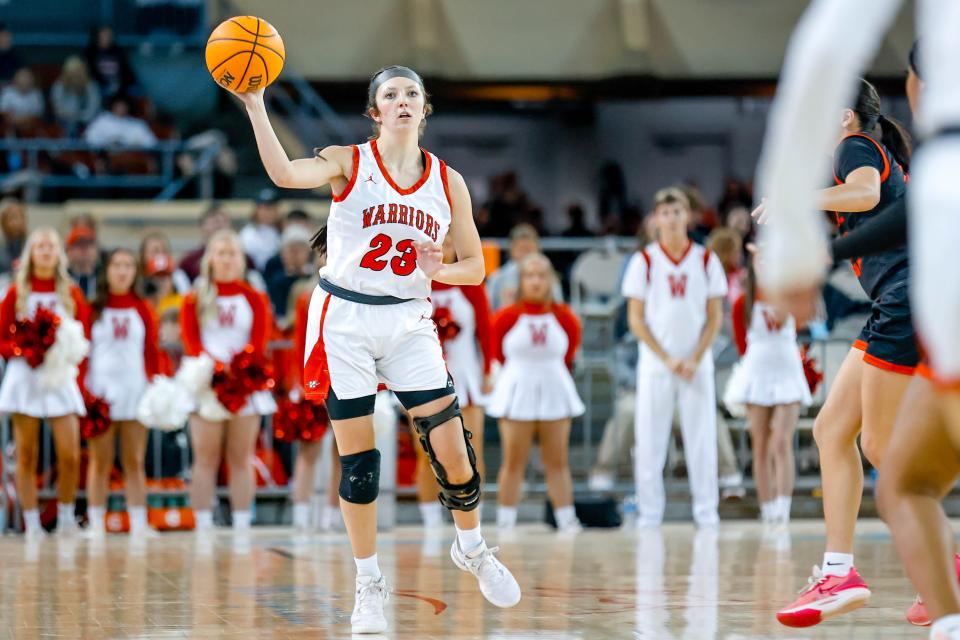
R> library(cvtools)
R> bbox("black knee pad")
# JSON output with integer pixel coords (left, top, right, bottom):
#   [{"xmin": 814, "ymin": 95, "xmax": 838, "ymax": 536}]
[
  {"xmin": 339, "ymin": 449, "xmax": 381, "ymax": 504},
  {"xmin": 412, "ymin": 398, "xmax": 482, "ymax": 512}
]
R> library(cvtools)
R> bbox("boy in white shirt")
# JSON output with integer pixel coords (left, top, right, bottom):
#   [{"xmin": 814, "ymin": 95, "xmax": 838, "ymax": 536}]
[{"xmin": 621, "ymin": 187, "xmax": 727, "ymax": 527}]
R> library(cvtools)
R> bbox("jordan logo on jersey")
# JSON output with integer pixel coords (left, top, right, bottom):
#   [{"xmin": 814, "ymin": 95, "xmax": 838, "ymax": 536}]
[
  {"xmin": 362, "ymin": 203, "xmax": 440, "ymax": 241},
  {"xmin": 761, "ymin": 309, "xmax": 781, "ymax": 332},
  {"xmin": 365, "ymin": 174, "xmax": 376, "ymax": 184},
  {"xmin": 218, "ymin": 304, "xmax": 236, "ymax": 327},
  {"xmin": 668, "ymin": 274, "xmax": 688, "ymax": 298},
  {"xmin": 530, "ymin": 323, "xmax": 548, "ymax": 346},
  {"xmin": 111, "ymin": 317, "xmax": 130, "ymax": 340}
]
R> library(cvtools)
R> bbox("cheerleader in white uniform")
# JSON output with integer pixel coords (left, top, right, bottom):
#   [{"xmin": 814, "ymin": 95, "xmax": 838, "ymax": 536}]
[
  {"xmin": 0, "ymin": 227, "xmax": 89, "ymax": 537},
  {"xmin": 180, "ymin": 229, "xmax": 277, "ymax": 533},
  {"xmin": 724, "ymin": 262, "xmax": 810, "ymax": 524},
  {"xmin": 488, "ymin": 253, "xmax": 584, "ymax": 533},
  {"xmin": 85, "ymin": 248, "xmax": 164, "ymax": 538},
  {"xmin": 415, "ymin": 235, "xmax": 494, "ymax": 527}
]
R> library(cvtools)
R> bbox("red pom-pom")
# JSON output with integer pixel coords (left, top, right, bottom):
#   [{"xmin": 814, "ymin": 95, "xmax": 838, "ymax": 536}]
[
  {"xmin": 80, "ymin": 391, "xmax": 112, "ymax": 439},
  {"xmin": 272, "ymin": 396, "xmax": 328, "ymax": 443},
  {"xmin": 12, "ymin": 307, "xmax": 60, "ymax": 368},
  {"xmin": 211, "ymin": 345, "xmax": 276, "ymax": 414},
  {"xmin": 432, "ymin": 306, "xmax": 461, "ymax": 345},
  {"xmin": 800, "ymin": 345, "xmax": 824, "ymax": 395}
]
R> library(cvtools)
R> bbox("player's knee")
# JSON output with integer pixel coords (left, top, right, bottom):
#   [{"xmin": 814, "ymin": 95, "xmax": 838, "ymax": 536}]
[
  {"xmin": 58, "ymin": 448, "xmax": 80, "ymax": 473},
  {"xmin": 859, "ymin": 434, "xmax": 885, "ymax": 468},
  {"xmin": 339, "ymin": 449, "xmax": 381, "ymax": 504},
  {"xmin": 433, "ymin": 448, "xmax": 474, "ymax": 485},
  {"xmin": 812, "ymin": 414, "xmax": 851, "ymax": 450}
]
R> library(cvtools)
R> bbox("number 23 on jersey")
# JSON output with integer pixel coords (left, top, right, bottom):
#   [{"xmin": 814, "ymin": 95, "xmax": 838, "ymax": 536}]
[{"xmin": 359, "ymin": 233, "xmax": 417, "ymax": 276}]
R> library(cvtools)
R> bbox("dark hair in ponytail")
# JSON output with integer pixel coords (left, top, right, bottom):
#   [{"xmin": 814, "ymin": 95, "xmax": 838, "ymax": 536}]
[{"xmin": 852, "ymin": 78, "xmax": 912, "ymax": 172}]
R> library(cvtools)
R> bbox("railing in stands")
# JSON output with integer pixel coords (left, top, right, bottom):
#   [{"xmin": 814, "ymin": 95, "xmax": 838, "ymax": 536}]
[{"xmin": 0, "ymin": 138, "xmax": 219, "ymax": 202}]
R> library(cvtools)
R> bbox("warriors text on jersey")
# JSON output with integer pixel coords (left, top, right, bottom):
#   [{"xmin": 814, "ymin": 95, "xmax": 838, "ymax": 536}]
[{"xmin": 321, "ymin": 140, "xmax": 453, "ymax": 299}]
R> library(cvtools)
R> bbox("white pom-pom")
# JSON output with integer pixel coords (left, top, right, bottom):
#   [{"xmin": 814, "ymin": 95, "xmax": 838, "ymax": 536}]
[
  {"xmin": 175, "ymin": 354, "xmax": 215, "ymax": 394},
  {"xmin": 38, "ymin": 317, "xmax": 90, "ymax": 391},
  {"xmin": 137, "ymin": 376, "xmax": 191, "ymax": 431},
  {"xmin": 174, "ymin": 354, "xmax": 230, "ymax": 422}
]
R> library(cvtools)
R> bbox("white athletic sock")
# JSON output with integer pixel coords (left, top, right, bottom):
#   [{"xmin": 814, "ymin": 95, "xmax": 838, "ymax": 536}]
[
  {"xmin": 777, "ymin": 496, "xmax": 792, "ymax": 521},
  {"xmin": 497, "ymin": 506, "xmax": 517, "ymax": 529},
  {"xmin": 555, "ymin": 505, "xmax": 578, "ymax": 529},
  {"xmin": 88, "ymin": 505, "xmax": 106, "ymax": 531},
  {"xmin": 932, "ymin": 613, "xmax": 960, "ymax": 639},
  {"xmin": 822, "ymin": 552, "xmax": 854, "ymax": 577},
  {"xmin": 195, "ymin": 509, "xmax": 213, "ymax": 531},
  {"xmin": 128, "ymin": 506, "xmax": 148, "ymax": 533},
  {"xmin": 58, "ymin": 502, "xmax": 75, "ymax": 527},
  {"xmin": 355, "ymin": 553, "xmax": 381, "ymax": 579},
  {"xmin": 760, "ymin": 501, "xmax": 774, "ymax": 522},
  {"xmin": 292, "ymin": 503, "xmax": 311, "ymax": 529},
  {"xmin": 456, "ymin": 524, "xmax": 484, "ymax": 554},
  {"xmin": 419, "ymin": 502, "xmax": 443, "ymax": 528},
  {"xmin": 232, "ymin": 510, "xmax": 252, "ymax": 531},
  {"xmin": 23, "ymin": 508, "xmax": 41, "ymax": 533}
]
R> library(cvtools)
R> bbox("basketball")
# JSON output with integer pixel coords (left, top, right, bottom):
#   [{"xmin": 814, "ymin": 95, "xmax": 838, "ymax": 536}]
[{"xmin": 205, "ymin": 16, "xmax": 285, "ymax": 93}]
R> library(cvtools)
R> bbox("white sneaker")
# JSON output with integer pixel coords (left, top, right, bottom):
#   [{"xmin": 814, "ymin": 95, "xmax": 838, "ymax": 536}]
[
  {"xmin": 450, "ymin": 539, "xmax": 521, "ymax": 608},
  {"xmin": 351, "ymin": 575, "xmax": 389, "ymax": 634},
  {"xmin": 558, "ymin": 520, "xmax": 584, "ymax": 535},
  {"xmin": 588, "ymin": 471, "xmax": 615, "ymax": 492},
  {"xmin": 55, "ymin": 519, "xmax": 79, "ymax": 538},
  {"xmin": 24, "ymin": 527, "xmax": 48, "ymax": 542}
]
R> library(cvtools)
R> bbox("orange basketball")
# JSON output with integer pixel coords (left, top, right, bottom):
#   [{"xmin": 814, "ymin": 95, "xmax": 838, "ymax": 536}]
[{"xmin": 205, "ymin": 16, "xmax": 285, "ymax": 93}]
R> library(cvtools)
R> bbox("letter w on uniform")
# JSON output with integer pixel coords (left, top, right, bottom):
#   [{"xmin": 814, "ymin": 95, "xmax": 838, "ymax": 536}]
[
  {"xmin": 218, "ymin": 305, "xmax": 236, "ymax": 327},
  {"xmin": 529, "ymin": 323, "xmax": 548, "ymax": 345},
  {"xmin": 111, "ymin": 317, "xmax": 130, "ymax": 340},
  {"xmin": 761, "ymin": 309, "xmax": 781, "ymax": 332},
  {"xmin": 668, "ymin": 274, "xmax": 687, "ymax": 297}
]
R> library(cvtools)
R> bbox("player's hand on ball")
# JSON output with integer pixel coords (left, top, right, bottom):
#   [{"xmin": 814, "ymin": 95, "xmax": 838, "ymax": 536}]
[
  {"xmin": 414, "ymin": 240, "xmax": 444, "ymax": 278},
  {"xmin": 228, "ymin": 88, "xmax": 266, "ymax": 108}
]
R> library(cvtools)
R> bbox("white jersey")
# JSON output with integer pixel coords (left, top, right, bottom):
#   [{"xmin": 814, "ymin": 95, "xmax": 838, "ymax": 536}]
[
  {"xmin": 320, "ymin": 140, "xmax": 453, "ymax": 299},
  {"xmin": 740, "ymin": 300, "xmax": 803, "ymax": 372},
  {"xmin": 621, "ymin": 242, "xmax": 727, "ymax": 376}
]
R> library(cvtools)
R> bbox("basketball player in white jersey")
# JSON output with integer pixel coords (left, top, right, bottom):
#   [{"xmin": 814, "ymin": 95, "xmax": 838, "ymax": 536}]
[
  {"xmin": 754, "ymin": 2, "xmax": 960, "ymax": 635},
  {"xmin": 621, "ymin": 187, "xmax": 727, "ymax": 528},
  {"xmin": 230, "ymin": 66, "xmax": 520, "ymax": 634}
]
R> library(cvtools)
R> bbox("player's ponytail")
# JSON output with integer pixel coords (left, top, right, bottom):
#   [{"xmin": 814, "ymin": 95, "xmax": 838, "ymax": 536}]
[
  {"xmin": 852, "ymin": 78, "xmax": 912, "ymax": 172},
  {"xmin": 877, "ymin": 114, "xmax": 912, "ymax": 173}
]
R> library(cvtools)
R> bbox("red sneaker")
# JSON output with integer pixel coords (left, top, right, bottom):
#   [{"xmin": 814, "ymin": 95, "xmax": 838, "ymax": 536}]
[
  {"xmin": 905, "ymin": 553, "xmax": 960, "ymax": 627},
  {"xmin": 776, "ymin": 566, "xmax": 871, "ymax": 628}
]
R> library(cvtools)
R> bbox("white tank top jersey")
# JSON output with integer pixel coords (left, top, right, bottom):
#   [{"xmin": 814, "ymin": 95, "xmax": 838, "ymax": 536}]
[
  {"xmin": 320, "ymin": 140, "xmax": 453, "ymax": 299},
  {"xmin": 621, "ymin": 241, "xmax": 728, "ymax": 376},
  {"xmin": 745, "ymin": 300, "xmax": 798, "ymax": 349}
]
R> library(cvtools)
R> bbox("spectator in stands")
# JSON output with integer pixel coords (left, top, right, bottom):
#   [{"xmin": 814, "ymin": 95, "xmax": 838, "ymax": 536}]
[
  {"xmin": 266, "ymin": 225, "xmax": 313, "ymax": 321},
  {"xmin": 65, "ymin": 224, "xmax": 101, "ymax": 299},
  {"xmin": 560, "ymin": 203, "xmax": 594, "ymax": 237},
  {"xmin": 706, "ymin": 227, "xmax": 747, "ymax": 307},
  {"xmin": 143, "ymin": 252, "xmax": 183, "ymax": 316},
  {"xmin": 85, "ymin": 26, "xmax": 137, "ymax": 102},
  {"xmin": 177, "ymin": 203, "xmax": 232, "ymax": 282},
  {"xmin": 0, "ymin": 197, "xmax": 27, "ymax": 274},
  {"xmin": 0, "ymin": 68, "xmax": 44, "ymax": 124},
  {"xmin": 263, "ymin": 208, "xmax": 312, "ymax": 283},
  {"xmin": 598, "ymin": 161, "xmax": 629, "ymax": 234},
  {"xmin": 481, "ymin": 171, "xmax": 536, "ymax": 238},
  {"xmin": 0, "ymin": 23, "xmax": 24, "ymax": 84},
  {"xmin": 239, "ymin": 188, "xmax": 282, "ymax": 272},
  {"xmin": 683, "ymin": 183, "xmax": 719, "ymax": 244},
  {"xmin": 50, "ymin": 56, "xmax": 102, "ymax": 137},
  {"xmin": 486, "ymin": 223, "xmax": 563, "ymax": 311},
  {"xmin": 718, "ymin": 178, "xmax": 753, "ymax": 215},
  {"xmin": 83, "ymin": 95, "xmax": 157, "ymax": 148},
  {"xmin": 724, "ymin": 205, "xmax": 755, "ymax": 257}
]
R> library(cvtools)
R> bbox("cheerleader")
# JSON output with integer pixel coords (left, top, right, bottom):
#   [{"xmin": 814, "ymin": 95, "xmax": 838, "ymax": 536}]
[
  {"xmin": 724, "ymin": 258, "xmax": 810, "ymax": 525},
  {"xmin": 84, "ymin": 248, "xmax": 164, "ymax": 538},
  {"xmin": 416, "ymin": 235, "xmax": 493, "ymax": 527},
  {"xmin": 488, "ymin": 253, "xmax": 584, "ymax": 533},
  {"xmin": 180, "ymin": 229, "xmax": 276, "ymax": 533},
  {"xmin": 0, "ymin": 227, "xmax": 89, "ymax": 538},
  {"xmin": 290, "ymin": 261, "xmax": 341, "ymax": 532}
]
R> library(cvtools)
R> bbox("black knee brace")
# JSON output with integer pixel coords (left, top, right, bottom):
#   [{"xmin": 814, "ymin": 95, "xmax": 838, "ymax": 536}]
[
  {"xmin": 412, "ymin": 398, "xmax": 482, "ymax": 512},
  {"xmin": 339, "ymin": 449, "xmax": 381, "ymax": 504}
]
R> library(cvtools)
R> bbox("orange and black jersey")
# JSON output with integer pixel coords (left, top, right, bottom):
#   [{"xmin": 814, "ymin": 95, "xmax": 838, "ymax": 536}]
[{"xmin": 833, "ymin": 133, "xmax": 908, "ymax": 300}]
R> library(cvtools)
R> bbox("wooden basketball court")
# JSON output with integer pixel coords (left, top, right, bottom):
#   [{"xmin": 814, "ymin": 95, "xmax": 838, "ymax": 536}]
[{"xmin": 0, "ymin": 520, "xmax": 928, "ymax": 638}]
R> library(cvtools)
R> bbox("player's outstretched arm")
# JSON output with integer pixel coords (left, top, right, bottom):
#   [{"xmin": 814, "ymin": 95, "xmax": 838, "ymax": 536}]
[
  {"xmin": 420, "ymin": 167, "xmax": 485, "ymax": 286},
  {"xmin": 232, "ymin": 89, "xmax": 350, "ymax": 189}
]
